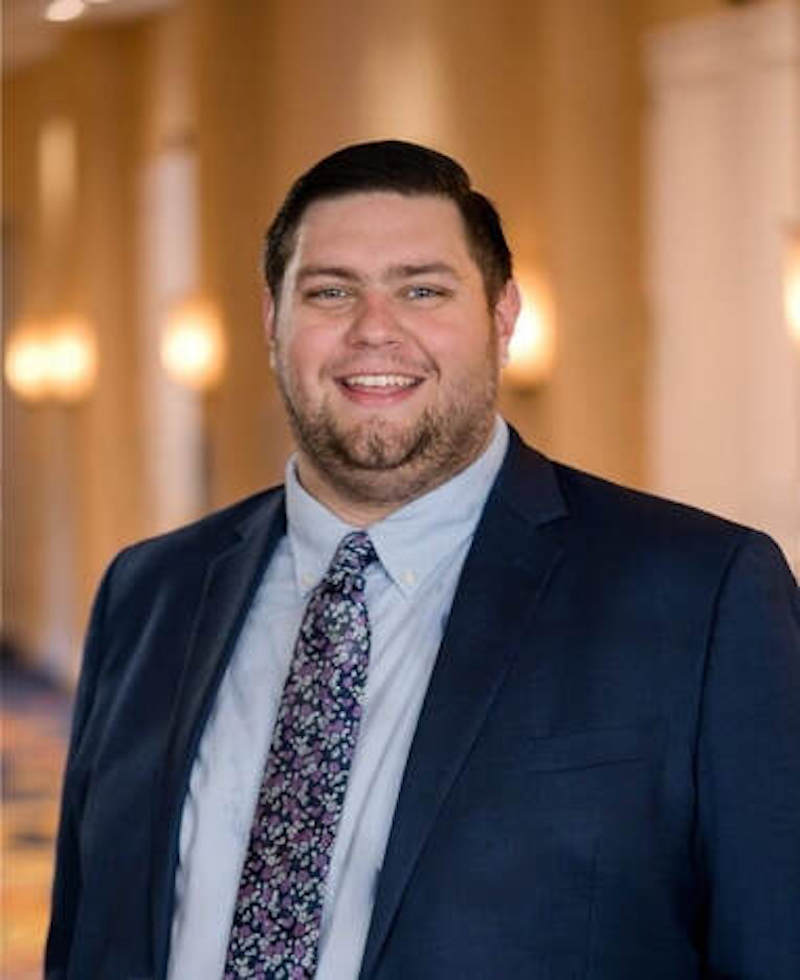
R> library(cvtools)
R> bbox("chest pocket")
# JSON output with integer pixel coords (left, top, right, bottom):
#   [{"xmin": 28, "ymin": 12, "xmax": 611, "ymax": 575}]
[{"xmin": 524, "ymin": 721, "xmax": 663, "ymax": 773}]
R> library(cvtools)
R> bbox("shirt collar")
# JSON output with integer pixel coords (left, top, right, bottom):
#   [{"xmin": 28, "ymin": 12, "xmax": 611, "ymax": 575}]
[{"xmin": 285, "ymin": 416, "xmax": 509, "ymax": 598}]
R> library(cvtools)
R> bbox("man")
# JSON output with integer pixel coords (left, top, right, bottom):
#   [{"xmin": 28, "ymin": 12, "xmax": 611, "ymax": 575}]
[{"xmin": 47, "ymin": 141, "xmax": 800, "ymax": 980}]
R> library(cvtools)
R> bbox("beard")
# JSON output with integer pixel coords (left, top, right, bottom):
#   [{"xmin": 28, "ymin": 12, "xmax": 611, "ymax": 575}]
[{"xmin": 275, "ymin": 343, "xmax": 501, "ymax": 509}]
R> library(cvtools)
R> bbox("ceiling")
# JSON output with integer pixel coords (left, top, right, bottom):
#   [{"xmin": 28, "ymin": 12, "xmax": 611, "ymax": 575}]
[{"xmin": 3, "ymin": 0, "xmax": 175, "ymax": 72}]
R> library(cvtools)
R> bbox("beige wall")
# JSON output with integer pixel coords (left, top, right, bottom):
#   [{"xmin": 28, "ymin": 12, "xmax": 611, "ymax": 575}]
[
  {"xmin": 2, "ymin": 0, "xmax": 727, "ymax": 680},
  {"xmin": 3, "ymin": 26, "xmax": 146, "ymax": 678},
  {"xmin": 637, "ymin": 0, "xmax": 729, "ymax": 28}
]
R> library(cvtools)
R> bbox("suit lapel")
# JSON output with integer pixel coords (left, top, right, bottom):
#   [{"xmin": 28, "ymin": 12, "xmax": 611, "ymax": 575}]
[
  {"xmin": 151, "ymin": 492, "xmax": 287, "ymax": 977},
  {"xmin": 359, "ymin": 436, "xmax": 567, "ymax": 980}
]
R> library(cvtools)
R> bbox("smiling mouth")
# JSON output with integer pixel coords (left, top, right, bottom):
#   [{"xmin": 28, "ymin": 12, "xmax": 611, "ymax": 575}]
[{"xmin": 338, "ymin": 373, "xmax": 424, "ymax": 392}]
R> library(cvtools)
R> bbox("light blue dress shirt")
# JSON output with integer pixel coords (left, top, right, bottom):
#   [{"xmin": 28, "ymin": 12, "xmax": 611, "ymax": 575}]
[{"xmin": 167, "ymin": 418, "xmax": 509, "ymax": 980}]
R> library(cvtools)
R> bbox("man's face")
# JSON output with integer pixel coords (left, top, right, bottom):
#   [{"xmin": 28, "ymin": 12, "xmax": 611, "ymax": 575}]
[{"xmin": 268, "ymin": 191, "xmax": 519, "ymax": 516}]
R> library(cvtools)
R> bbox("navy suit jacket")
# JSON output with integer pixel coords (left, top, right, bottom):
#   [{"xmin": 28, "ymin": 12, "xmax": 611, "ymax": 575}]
[{"xmin": 46, "ymin": 432, "xmax": 800, "ymax": 979}]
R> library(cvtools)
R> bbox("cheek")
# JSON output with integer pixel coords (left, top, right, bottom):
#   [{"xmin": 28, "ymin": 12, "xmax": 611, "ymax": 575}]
[
  {"xmin": 283, "ymin": 327, "xmax": 333, "ymax": 384},
  {"xmin": 431, "ymin": 323, "xmax": 496, "ymax": 376}
]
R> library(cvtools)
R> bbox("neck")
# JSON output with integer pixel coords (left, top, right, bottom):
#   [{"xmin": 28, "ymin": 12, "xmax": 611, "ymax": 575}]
[
  {"xmin": 293, "ymin": 456, "xmax": 404, "ymax": 527},
  {"xmin": 293, "ymin": 435, "xmax": 495, "ymax": 527}
]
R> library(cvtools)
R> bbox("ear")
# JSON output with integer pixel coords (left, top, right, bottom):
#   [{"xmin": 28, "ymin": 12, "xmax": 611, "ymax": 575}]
[
  {"xmin": 263, "ymin": 289, "xmax": 277, "ymax": 369},
  {"xmin": 493, "ymin": 279, "xmax": 521, "ymax": 366}
]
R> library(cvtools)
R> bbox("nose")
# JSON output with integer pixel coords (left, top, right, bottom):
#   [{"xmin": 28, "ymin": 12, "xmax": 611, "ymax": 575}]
[{"xmin": 346, "ymin": 291, "xmax": 403, "ymax": 348}]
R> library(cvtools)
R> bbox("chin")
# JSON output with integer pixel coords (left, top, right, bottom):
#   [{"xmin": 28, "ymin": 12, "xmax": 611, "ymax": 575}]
[
  {"xmin": 285, "ymin": 377, "xmax": 498, "ymax": 505},
  {"xmin": 330, "ymin": 416, "xmax": 432, "ymax": 472}
]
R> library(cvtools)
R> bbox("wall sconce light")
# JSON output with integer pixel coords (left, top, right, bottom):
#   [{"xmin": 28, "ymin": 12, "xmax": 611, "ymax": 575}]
[
  {"xmin": 47, "ymin": 316, "xmax": 99, "ymax": 402},
  {"xmin": 4, "ymin": 324, "xmax": 51, "ymax": 402},
  {"xmin": 784, "ymin": 223, "xmax": 800, "ymax": 347},
  {"xmin": 161, "ymin": 296, "xmax": 226, "ymax": 392},
  {"xmin": 44, "ymin": 0, "xmax": 86, "ymax": 23},
  {"xmin": 504, "ymin": 278, "xmax": 555, "ymax": 391},
  {"xmin": 4, "ymin": 317, "xmax": 98, "ymax": 404}
]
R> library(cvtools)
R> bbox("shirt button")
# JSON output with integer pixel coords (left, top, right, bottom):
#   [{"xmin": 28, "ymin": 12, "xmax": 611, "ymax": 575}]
[
  {"xmin": 402, "ymin": 569, "xmax": 416, "ymax": 587},
  {"xmin": 301, "ymin": 573, "xmax": 314, "ymax": 589}
]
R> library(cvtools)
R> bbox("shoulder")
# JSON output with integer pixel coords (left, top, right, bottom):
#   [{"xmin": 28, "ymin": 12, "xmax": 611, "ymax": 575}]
[
  {"xmin": 560, "ymin": 459, "xmax": 798, "ymax": 600},
  {"xmin": 106, "ymin": 485, "xmax": 285, "ymax": 589},
  {"xmin": 553, "ymin": 459, "xmax": 744, "ymax": 541},
  {"xmin": 503, "ymin": 433, "xmax": 792, "ymax": 591}
]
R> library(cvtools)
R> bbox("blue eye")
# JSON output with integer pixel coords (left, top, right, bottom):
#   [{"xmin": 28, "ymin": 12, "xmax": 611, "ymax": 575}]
[
  {"xmin": 307, "ymin": 286, "xmax": 350, "ymax": 301},
  {"xmin": 407, "ymin": 285, "xmax": 446, "ymax": 300}
]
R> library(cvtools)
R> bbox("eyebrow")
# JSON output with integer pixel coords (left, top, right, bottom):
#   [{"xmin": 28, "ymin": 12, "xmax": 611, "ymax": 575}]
[
  {"xmin": 296, "ymin": 262, "xmax": 462, "ymax": 284},
  {"xmin": 296, "ymin": 265, "xmax": 362, "ymax": 284},
  {"xmin": 385, "ymin": 262, "xmax": 462, "ymax": 281}
]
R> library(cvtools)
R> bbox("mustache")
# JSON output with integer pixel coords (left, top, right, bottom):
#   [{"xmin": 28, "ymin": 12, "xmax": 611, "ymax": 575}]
[{"xmin": 328, "ymin": 354, "xmax": 436, "ymax": 377}]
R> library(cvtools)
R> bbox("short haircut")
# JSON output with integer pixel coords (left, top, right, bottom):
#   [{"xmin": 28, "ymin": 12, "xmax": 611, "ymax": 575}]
[{"xmin": 264, "ymin": 140, "xmax": 513, "ymax": 306}]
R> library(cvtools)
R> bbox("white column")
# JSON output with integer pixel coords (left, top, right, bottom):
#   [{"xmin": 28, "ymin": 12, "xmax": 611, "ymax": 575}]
[
  {"xmin": 139, "ymin": 149, "xmax": 206, "ymax": 533},
  {"xmin": 645, "ymin": 0, "xmax": 800, "ymax": 568}
]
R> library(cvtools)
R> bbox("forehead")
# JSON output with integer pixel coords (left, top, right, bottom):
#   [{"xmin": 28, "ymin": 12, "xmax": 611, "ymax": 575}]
[{"xmin": 289, "ymin": 191, "xmax": 475, "ymax": 270}]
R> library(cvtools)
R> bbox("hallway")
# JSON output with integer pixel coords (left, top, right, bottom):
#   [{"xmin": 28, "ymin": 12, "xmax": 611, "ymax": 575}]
[{"xmin": 1, "ymin": 658, "xmax": 71, "ymax": 979}]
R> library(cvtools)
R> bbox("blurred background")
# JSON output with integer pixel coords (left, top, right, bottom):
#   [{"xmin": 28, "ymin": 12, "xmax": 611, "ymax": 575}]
[{"xmin": 2, "ymin": 0, "xmax": 798, "ymax": 975}]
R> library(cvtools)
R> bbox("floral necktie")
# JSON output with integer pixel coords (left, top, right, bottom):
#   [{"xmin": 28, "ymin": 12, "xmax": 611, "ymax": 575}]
[{"xmin": 224, "ymin": 531, "xmax": 378, "ymax": 980}]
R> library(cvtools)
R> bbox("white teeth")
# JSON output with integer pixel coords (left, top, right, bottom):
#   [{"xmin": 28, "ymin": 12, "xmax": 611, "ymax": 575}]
[{"xmin": 343, "ymin": 374, "xmax": 419, "ymax": 389}]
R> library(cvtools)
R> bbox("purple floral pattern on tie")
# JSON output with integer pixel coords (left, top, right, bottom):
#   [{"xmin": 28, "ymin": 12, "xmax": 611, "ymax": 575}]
[{"xmin": 224, "ymin": 531, "xmax": 377, "ymax": 980}]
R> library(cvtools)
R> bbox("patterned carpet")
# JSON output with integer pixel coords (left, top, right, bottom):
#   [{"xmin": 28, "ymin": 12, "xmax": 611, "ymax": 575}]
[{"xmin": 1, "ymin": 659, "xmax": 72, "ymax": 980}]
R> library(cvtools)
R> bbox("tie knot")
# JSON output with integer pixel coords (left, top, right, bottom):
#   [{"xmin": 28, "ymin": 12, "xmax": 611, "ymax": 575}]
[
  {"xmin": 321, "ymin": 532, "xmax": 377, "ymax": 599},
  {"xmin": 327, "ymin": 531, "xmax": 377, "ymax": 581}
]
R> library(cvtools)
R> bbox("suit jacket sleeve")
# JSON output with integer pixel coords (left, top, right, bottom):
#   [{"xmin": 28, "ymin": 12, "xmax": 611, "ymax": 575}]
[
  {"xmin": 44, "ymin": 550, "xmax": 126, "ymax": 979},
  {"xmin": 697, "ymin": 530, "xmax": 800, "ymax": 977}
]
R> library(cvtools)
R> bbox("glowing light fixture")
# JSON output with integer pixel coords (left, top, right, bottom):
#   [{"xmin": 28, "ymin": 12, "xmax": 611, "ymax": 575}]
[
  {"xmin": 784, "ymin": 224, "xmax": 800, "ymax": 347},
  {"xmin": 504, "ymin": 280, "xmax": 555, "ymax": 391},
  {"xmin": 44, "ymin": 0, "xmax": 86, "ymax": 22},
  {"xmin": 4, "ymin": 317, "xmax": 98, "ymax": 404},
  {"xmin": 47, "ymin": 317, "xmax": 99, "ymax": 402},
  {"xmin": 161, "ymin": 297, "xmax": 226, "ymax": 391},
  {"xmin": 4, "ymin": 325, "xmax": 51, "ymax": 402}
]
